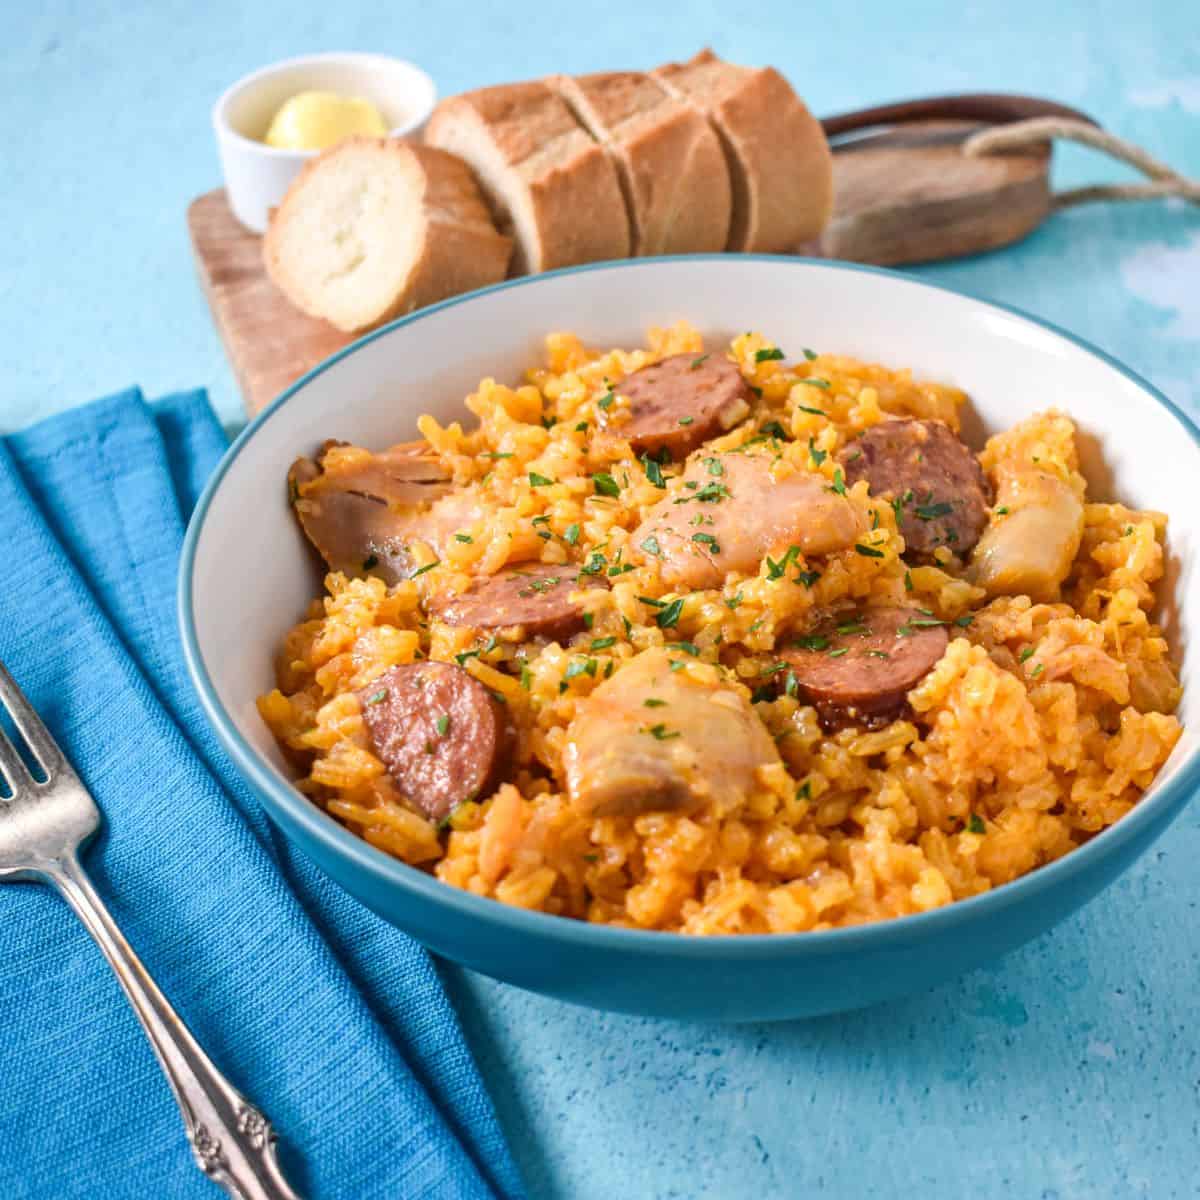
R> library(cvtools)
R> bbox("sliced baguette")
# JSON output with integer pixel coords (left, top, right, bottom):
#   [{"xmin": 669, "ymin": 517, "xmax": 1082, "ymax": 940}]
[
  {"xmin": 263, "ymin": 139, "xmax": 512, "ymax": 333},
  {"xmin": 654, "ymin": 49, "xmax": 833, "ymax": 253},
  {"xmin": 551, "ymin": 71, "xmax": 731, "ymax": 255},
  {"xmin": 424, "ymin": 81, "xmax": 631, "ymax": 275}
]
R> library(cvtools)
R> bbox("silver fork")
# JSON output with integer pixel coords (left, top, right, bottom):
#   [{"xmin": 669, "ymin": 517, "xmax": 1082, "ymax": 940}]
[{"xmin": 0, "ymin": 662, "xmax": 302, "ymax": 1199}]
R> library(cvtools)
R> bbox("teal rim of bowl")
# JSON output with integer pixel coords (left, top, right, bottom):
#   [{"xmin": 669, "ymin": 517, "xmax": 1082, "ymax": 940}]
[{"xmin": 178, "ymin": 254, "xmax": 1200, "ymax": 959}]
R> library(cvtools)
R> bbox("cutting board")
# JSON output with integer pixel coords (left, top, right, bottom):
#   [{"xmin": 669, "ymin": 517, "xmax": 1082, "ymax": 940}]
[{"xmin": 188, "ymin": 93, "xmax": 1093, "ymax": 416}]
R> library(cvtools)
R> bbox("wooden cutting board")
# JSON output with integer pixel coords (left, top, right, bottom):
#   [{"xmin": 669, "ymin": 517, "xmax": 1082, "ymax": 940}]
[{"xmin": 188, "ymin": 93, "xmax": 1094, "ymax": 416}]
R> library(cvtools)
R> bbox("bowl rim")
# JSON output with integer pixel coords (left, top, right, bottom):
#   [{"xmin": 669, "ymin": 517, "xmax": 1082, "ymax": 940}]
[
  {"xmin": 211, "ymin": 50, "xmax": 437, "ymax": 160},
  {"xmin": 179, "ymin": 253, "xmax": 1200, "ymax": 960}
]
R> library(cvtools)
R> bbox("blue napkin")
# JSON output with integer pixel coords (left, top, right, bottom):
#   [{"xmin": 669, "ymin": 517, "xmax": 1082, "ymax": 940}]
[{"xmin": 0, "ymin": 389, "xmax": 524, "ymax": 1200}]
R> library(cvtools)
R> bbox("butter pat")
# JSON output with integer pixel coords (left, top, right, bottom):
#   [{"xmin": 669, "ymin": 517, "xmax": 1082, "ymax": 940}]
[{"xmin": 264, "ymin": 91, "xmax": 389, "ymax": 150}]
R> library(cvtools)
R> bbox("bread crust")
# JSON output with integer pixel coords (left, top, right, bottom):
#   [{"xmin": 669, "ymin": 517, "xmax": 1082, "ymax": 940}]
[
  {"xmin": 552, "ymin": 70, "xmax": 731, "ymax": 255},
  {"xmin": 654, "ymin": 49, "xmax": 833, "ymax": 253},
  {"xmin": 425, "ymin": 81, "xmax": 631, "ymax": 274},
  {"xmin": 264, "ymin": 139, "xmax": 512, "ymax": 333}
]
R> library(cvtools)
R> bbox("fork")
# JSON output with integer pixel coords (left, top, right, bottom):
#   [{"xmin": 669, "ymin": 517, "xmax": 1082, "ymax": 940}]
[{"xmin": 0, "ymin": 662, "xmax": 301, "ymax": 1199}]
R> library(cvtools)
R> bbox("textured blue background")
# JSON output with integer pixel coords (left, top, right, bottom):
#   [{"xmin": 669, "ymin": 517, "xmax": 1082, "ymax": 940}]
[{"xmin": 4, "ymin": 2, "xmax": 1200, "ymax": 1196}]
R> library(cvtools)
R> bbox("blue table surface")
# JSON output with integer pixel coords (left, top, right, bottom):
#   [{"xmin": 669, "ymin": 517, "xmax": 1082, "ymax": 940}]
[{"xmin": 6, "ymin": 2, "xmax": 1200, "ymax": 1196}]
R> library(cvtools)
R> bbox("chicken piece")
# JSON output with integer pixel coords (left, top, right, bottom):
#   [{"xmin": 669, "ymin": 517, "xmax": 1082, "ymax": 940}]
[
  {"xmin": 563, "ymin": 648, "xmax": 781, "ymax": 817},
  {"xmin": 968, "ymin": 414, "xmax": 1086, "ymax": 603},
  {"xmin": 631, "ymin": 452, "xmax": 863, "ymax": 589},
  {"xmin": 289, "ymin": 440, "xmax": 482, "ymax": 583}
]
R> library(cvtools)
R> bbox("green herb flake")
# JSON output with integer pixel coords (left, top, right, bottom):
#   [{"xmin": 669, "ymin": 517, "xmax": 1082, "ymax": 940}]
[
  {"xmin": 411, "ymin": 560, "xmax": 440, "ymax": 577},
  {"xmin": 966, "ymin": 814, "xmax": 986, "ymax": 834},
  {"xmin": 690, "ymin": 354, "xmax": 710, "ymax": 369},
  {"xmin": 760, "ymin": 661, "xmax": 789, "ymax": 676},
  {"xmin": 482, "ymin": 451, "xmax": 514, "ymax": 460},
  {"xmin": 808, "ymin": 438, "xmax": 827, "ymax": 466},
  {"xmin": 803, "ymin": 348, "xmax": 818, "ymax": 361},
  {"xmin": 829, "ymin": 468, "xmax": 847, "ymax": 496},
  {"xmin": 670, "ymin": 641, "xmax": 700, "ymax": 656},
  {"xmin": 996, "ymin": 505, "xmax": 1010, "ymax": 515},
  {"xmin": 793, "ymin": 634, "xmax": 830, "ymax": 651},
  {"xmin": 597, "ymin": 391, "xmax": 614, "ymax": 411},
  {"xmin": 644, "ymin": 698, "xmax": 667, "ymax": 708},
  {"xmin": 646, "ymin": 723, "xmax": 681, "ymax": 740},
  {"xmin": 656, "ymin": 598, "xmax": 684, "ymax": 630},
  {"xmin": 640, "ymin": 535, "xmax": 663, "ymax": 558},
  {"xmin": 828, "ymin": 647, "xmax": 850, "ymax": 658},
  {"xmin": 575, "ymin": 421, "xmax": 589, "ymax": 433},
  {"xmin": 453, "ymin": 534, "xmax": 473, "ymax": 545},
  {"xmin": 638, "ymin": 595, "xmax": 667, "ymax": 609},
  {"xmin": 1030, "ymin": 662, "xmax": 1045, "ymax": 677},
  {"xmin": 692, "ymin": 532, "xmax": 721, "ymax": 553},
  {"xmin": 755, "ymin": 347, "xmax": 785, "ymax": 363},
  {"xmin": 854, "ymin": 543, "xmax": 885, "ymax": 559},
  {"xmin": 954, "ymin": 614, "xmax": 974, "ymax": 627},
  {"xmin": 365, "ymin": 689, "xmax": 389, "ymax": 706},
  {"xmin": 362, "ymin": 553, "xmax": 379, "ymax": 571},
  {"xmin": 564, "ymin": 523, "xmax": 581, "ymax": 546},
  {"xmin": 725, "ymin": 590, "xmax": 744, "ymax": 610},
  {"xmin": 904, "ymin": 570, "xmax": 914, "ymax": 593},
  {"xmin": 435, "ymin": 714, "xmax": 450, "ymax": 736},
  {"xmin": 590, "ymin": 636, "xmax": 617, "ymax": 650},
  {"xmin": 798, "ymin": 377, "xmax": 831, "ymax": 390},
  {"xmin": 795, "ymin": 569, "xmax": 820, "ymax": 589},
  {"xmin": 592, "ymin": 472, "xmax": 620, "ymax": 498},
  {"xmin": 795, "ymin": 403, "xmax": 826, "ymax": 416},
  {"xmin": 678, "ymin": 416, "xmax": 694, "ymax": 426},
  {"xmin": 580, "ymin": 551, "xmax": 607, "ymax": 576},
  {"xmin": 915, "ymin": 501, "xmax": 954, "ymax": 521},
  {"xmin": 796, "ymin": 780, "xmax": 812, "ymax": 801},
  {"xmin": 529, "ymin": 471, "xmax": 554, "ymax": 487},
  {"xmin": 1018, "ymin": 646, "xmax": 1035, "ymax": 663},
  {"xmin": 583, "ymin": 612, "xmax": 595, "ymax": 630},
  {"xmin": 761, "ymin": 420, "xmax": 789, "ymax": 440},
  {"xmin": 766, "ymin": 545, "xmax": 801, "ymax": 580},
  {"xmin": 642, "ymin": 455, "xmax": 667, "ymax": 488},
  {"xmin": 705, "ymin": 456, "xmax": 725, "ymax": 477},
  {"xmin": 519, "ymin": 664, "xmax": 533, "ymax": 691}
]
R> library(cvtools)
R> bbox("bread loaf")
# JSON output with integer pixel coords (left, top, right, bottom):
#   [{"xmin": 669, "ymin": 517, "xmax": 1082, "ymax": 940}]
[
  {"xmin": 424, "ymin": 81, "xmax": 631, "ymax": 274},
  {"xmin": 654, "ymin": 49, "xmax": 833, "ymax": 253},
  {"xmin": 263, "ymin": 139, "xmax": 512, "ymax": 333},
  {"xmin": 551, "ymin": 71, "xmax": 731, "ymax": 255}
]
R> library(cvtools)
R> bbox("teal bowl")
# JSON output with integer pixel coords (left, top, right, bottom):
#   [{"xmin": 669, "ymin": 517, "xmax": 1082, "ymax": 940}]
[{"xmin": 179, "ymin": 257, "xmax": 1200, "ymax": 1021}]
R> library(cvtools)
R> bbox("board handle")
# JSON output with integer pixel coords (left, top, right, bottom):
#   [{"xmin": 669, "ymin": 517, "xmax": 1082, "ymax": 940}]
[{"xmin": 821, "ymin": 93, "xmax": 1098, "ymax": 139}]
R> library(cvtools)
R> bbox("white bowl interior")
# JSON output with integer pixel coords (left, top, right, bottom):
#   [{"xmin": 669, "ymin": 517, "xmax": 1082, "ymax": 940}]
[
  {"xmin": 218, "ymin": 53, "xmax": 435, "ymax": 144},
  {"xmin": 187, "ymin": 259, "xmax": 1200, "ymax": 814}
]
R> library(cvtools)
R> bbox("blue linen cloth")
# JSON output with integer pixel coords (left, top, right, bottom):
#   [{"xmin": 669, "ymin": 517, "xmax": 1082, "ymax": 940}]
[{"xmin": 0, "ymin": 388, "xmax": 524, "ymax": 1200}]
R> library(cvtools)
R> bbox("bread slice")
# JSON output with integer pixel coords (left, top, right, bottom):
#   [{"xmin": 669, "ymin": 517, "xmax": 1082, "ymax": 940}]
[
  {"xmin": 551, "ymin": 71, "xmax": 731, "ymax": 256},
  {"xmin": 654, "ymin": 49, "xmax": 833, "ymax": 253},
  {"xmin": 424, "ymin": 81, "xmax": 631, "ymax": 275},
  {"xmin": 263, "ymin": 139, "xmax": 512, "ymax": 333}
]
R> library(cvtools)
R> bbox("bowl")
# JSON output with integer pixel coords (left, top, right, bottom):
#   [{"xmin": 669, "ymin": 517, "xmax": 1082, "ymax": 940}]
[
  {"xmin": 213, "ymin": 52, "xmax": 437, "ymax": 234},
  {"xmin": 179, "ymin": 257, "xmax": 1200, "ymax": 1021}
]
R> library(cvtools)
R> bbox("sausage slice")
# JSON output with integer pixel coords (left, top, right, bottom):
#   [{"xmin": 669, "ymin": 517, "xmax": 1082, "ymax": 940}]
[
  {"xmin": 433, "ymin": 564, "xmax": 606, "ymax": 641},
  {"xmin": 617, "ymin": 353, "xmax": 754, "ymax": 457},
  {"xmin": 838, "ymin": 419, "xmax": 990, "ymax": 557},
  {"xmin": 358, "ymin": 662, "xmax": 510, "ymax": 822},
  {"xmin": 782, "ymin": 606, "xmax": 949, "ymax": 728}
]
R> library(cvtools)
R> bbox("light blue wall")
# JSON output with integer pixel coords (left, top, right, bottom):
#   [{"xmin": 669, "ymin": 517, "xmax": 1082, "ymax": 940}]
[{"xmin": 5, "ymin": 2, "xmax": 1199, "ymax": 1196}]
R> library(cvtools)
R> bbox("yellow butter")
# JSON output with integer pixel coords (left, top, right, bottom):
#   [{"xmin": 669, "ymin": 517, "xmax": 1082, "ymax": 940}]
[{"xmin": 264, "ymin": 91, "xmax": 389, "ymax": 151}]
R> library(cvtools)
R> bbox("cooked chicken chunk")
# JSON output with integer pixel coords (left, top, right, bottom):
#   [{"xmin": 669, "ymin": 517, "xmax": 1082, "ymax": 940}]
[
  {"xmin": 563, "ymin": 648, "xmax": 781, "ymax": 817},
  {"xmin": 631, "ymin": 452, "xmax": 863, "ymax": 589}
]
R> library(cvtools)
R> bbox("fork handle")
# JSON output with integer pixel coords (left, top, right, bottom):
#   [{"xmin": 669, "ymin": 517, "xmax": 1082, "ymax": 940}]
[{"xmin": 49, "ymin": 852, "xmax": 302, "ymax": 1200}]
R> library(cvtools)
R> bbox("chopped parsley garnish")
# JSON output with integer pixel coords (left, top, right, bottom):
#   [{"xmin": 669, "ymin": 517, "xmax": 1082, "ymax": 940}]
[
  {"xmin": 638, "ymin": 595, "xmax": 667, "ymax": 609},
  {"xmin": 693, "ymin": 482, "xmax": 730, "ymax": 503},
  {"xmin": 996, "ymin": 505, "xmax": 1010, "ymax": 515},
  {"xmin": 645, "ymin": 724, "xmax": 681, "ymax": 740},
  {"xmin": 705, "ymin": 457, "xmax": 725, "ymax": 477},
  {"xmin": 760, "ymin": 661, "xmax": 789, "ymax": 676},
  {"xmin": 798, "ymin": 378, "xmax": 830, "ymax": 389},
  {"xmin": 854, "ymin": 544, "xmax": 885, "ymax": 558},
  {"xmin": 904, "ymin": 570, "xmax": 914, "ymax": 592},
  {"xmin": 795, "ymin": 569, "xmax": 820, "ymax": 588},
  {"xmin": 365, "ymin": 689, "xmax": 388, "ymax": 706},
  {"xmin": 590, "ymin": 636, "xmax": 617, "ymax": 650},
  {"xmin": 580, "ymin": 551, "xmax": 607, "ymax": 576},
  {"xmin": 454, "ymin": 533, "xmax": 473, "ymax": 544},
  {"xmin": 528, "ymin": 471, "xmax": 554, "ymax": 487},
  {"xmin": 411, "ymin": 560, "xmax": 439, "ymax": 577},
  {"xmin": 898, "ymin": 617, "xmax": 945, "ymax": 632},
  {"xmin": 575, "ymin": 421, "xmax": 589, "ymax": 433},
  {"xmin": 670, "ymin": 641, "xmax": 700, "ymax": 656},
  {"xmin": 644, "ymin": 697, "xmax": 667, "ymax": 708},
  {"xmin": 755, "ymin": 347, "xmax": 785, "ymax": 363},
  {"xmin": 592, "ymin": 472, "xmax": 620, "ymax": 497},
  {"xmin": 836, "ymin": 619, "xmax": 869, "ymax": 635},
  {"xmin": 454, "ymin": 649, "xmax": 480, "ymax": 666},
  {"xmin": 690, "ymin": 354, "xmax": 710, "ymax": 369},
  {"xmin": 750, "ymin": 685, "xmax": 774, "ymax": 703},
  {"xmin": 830, "ymin": 468, "xmax": 847, "ymax": 495},
  {"xmin": 725, "ymin": 590, "xmax": 744, "ymax": 609},
  {"xmin": 808, "ymin": 438, "xmax": 826, "ymax": 466},
  {"xmin": 656, "ymin": 598, "xmax": 684, "ymax": 629},
  {"xmin": 761, "ymin": 420, "xmax": 789, "ymax": 440},
  {"xmin": 796, "ymin": 780, "xmax": 812, "ymax": 801},
  {"xmin": 564, "ymin": 523, "xmax": 581, "ymax": 546},
  {"xmin": 795, "ymin": 403, "xmax": 826, "ymax": 416},
  {"xmin": 966, "ymin": 814, "xmax": 986, "ymax": 834},
  {"xmin": 597, "ymin": 391, "xmax": 614, "ymax": 410},
  {"xmin": 519, "ymin": 664, "xmax": 533, "ymax": 690},
  {"xmin": 828, "ymin": 647, "xmax": 850, "ymax": 658},
  {"xmin": 915, "ymin": 501, "xmax": 954, "ymax": 520},
  {"xmin": 678, "ymin": 416, "xmax": 694, "ymax": 426},
  {"xmin": 642, "ymin": 455, "xmax": 667, "ymax": 488},
  {"xmin": 1018, "ymin": 646, "xmax": 1035, "ymax": 662},
  {"xmin": 640, "ymin": 535, "xmax": 663, "ymax": 558},
  {"xmin": 482, "ymin": 451, "xmax": 513, "ymax": 459},
  {"xmin": 692, "ymin": 532, "xmax": 721, "ymax": 553},
  {"xmin": 803, "ymin": 348, "xmax": 818, "ymax": 361},
  {"xmin": 954, "ymin": 614, "xmax": 974, "ymax": 627},
  {"xmin": 362, "ymin": 553, "xmax": 379, "ymax": 570},
  {"xmin": 1030, "ymin": 662, "xmax": 1045, "ymax": 677},
  {"xmin": 435, "ymin": 714, "xmax": 450, "ymax": 736},
  {"xmin": 793, "ymin": 634, "xmax": 830, "ymax": 651},
  {"xmin": 766, "ymin": 545, "xmax": 801, "ymax": 580}
]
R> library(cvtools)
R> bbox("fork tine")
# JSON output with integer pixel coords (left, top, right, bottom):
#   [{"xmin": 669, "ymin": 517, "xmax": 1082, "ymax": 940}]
[
  {"xmin": 0, "ymin": 661, "xmax": 64, "ymax": 781},
  {"xmin": 0, "ymin": 720, "xmax": 32, "ymax": 794}
]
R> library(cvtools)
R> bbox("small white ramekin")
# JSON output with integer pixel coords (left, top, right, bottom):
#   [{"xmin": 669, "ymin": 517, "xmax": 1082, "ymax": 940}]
[{"xmin": 213, "ymin": 52, "xmax": 437, "ymax": 234}]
